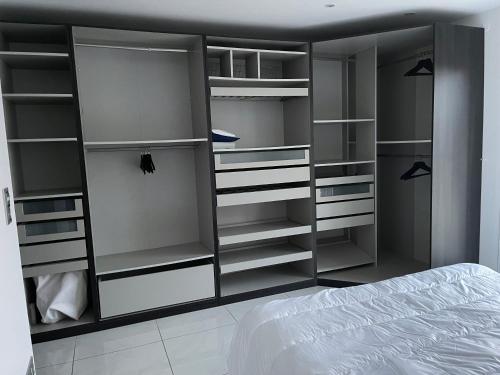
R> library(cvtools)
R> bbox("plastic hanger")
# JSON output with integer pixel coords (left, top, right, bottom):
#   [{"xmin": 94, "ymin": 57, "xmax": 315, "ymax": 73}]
[
  {"xmin": 400, "ymin": 161, "xmax": 431, "ymax": 181},
  {"xmin": 404, "ymin": 58, "xmax": 433, "ymax": 76},
  {"xmin": 140, "ymin": 151, "xmax": 156, "ymax": 174}
]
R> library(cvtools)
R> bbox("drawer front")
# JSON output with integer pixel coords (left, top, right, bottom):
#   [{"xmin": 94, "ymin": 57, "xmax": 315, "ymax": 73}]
[
  {"xmin": 317, "ymin": 214, "xmax": 375, "ymax": 232},
  {"xmin": 20, "ymin": 239, "xmax": 87, "ymax": 266},
  {"xmin": 22, "ymin": 259, "xmax": 88, "ymax": 278},
  {"xmin": 316, "ymin": 199, "xmax": 374, "ymax": 219},
  {"xmin": 316, "ymin": 174, "xmax": 374, "ymax": 187},
  {"xmin": 216, "ymin": 166, "xmax": 310, "ymax": 189},
  {"xmin": 217, "ymin": 186, "xmax": 310, "ymax": 206},
  {"xmin": 15, "ymin": 198, "xmax": 83, "ymax": 222},
  {"xmin": 316, "ymin": 183, "xmax": 374, "ymax": 203},
  {"xmin": 99, "ymin": 264, "xmax": 215, "ymax": 318},
  {"xmin": 214, "ymin": 149, "xmax": 309, "ymax": 170},
  {"xmin": 18, "ymin": 219, "xmax": 85, "ymax": 244}
]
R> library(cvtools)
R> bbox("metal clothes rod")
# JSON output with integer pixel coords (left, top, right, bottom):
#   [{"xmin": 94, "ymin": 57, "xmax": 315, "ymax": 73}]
[
  {"xmin": 378, "ymin": 49, "xmax": 433, "ymax": 69},
  {"xmin": 74, "ymin": 43, "xmax": 189, "ymax": 53},
  {"xmin": 377, "ymin": 154, "xmax": 432, "ymax": 158}
]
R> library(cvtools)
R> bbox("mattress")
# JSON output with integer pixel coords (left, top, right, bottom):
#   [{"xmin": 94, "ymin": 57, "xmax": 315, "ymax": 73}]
[{"xmin": 228, "ymin": 263, "xmax": 500, "ymax": 375}]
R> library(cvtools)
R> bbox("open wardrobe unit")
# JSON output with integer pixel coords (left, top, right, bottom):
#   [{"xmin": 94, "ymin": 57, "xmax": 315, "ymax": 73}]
[
  {"xmin": 0, "ymin": 20, "xmax": 483, "ymax": 342},
  {"xmin": 313, "ymin": 24, "xmax": 484, "ymax": 285}
]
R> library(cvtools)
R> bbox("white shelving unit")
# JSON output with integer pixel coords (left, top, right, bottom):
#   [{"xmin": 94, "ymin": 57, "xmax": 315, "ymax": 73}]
[
  {"xmin": 315, "ymin": 159, "xmax": 376, "ymax": 167},
  {"xmin": 220, "ymin": 243, "xmax": 312, "ymax": 274},
  {"xmin": 95, "ymin": 242, "xmax": 213, "ymax": 275},
  {"xmin": 210, "ymin": 86, "xmax": 308, "ymax": 98}
]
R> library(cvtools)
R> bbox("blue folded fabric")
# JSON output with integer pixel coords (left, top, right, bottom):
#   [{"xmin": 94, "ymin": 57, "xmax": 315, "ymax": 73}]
[{"xmin": 212, "ymin": 129, "xmax": 240, "ymax": 142}]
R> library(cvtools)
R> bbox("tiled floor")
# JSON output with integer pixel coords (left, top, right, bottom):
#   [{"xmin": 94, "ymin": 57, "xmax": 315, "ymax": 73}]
[{"xmin": 32, "ymin": 286, "xmax": 330, "ymax": 375}]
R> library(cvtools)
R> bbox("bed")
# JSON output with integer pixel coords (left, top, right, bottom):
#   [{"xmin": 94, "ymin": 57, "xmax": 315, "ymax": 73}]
[{"xmin": 228, "ymin": 263, "xmax": 500, "ymax": 375}]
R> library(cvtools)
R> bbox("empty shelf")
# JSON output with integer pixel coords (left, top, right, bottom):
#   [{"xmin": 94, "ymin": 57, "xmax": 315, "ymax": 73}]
[
  {"xmin": 220, "ymin": 243, "xmax": 312, "ymax": 274},
  {"xmin": 217, "ymin": 186, "xmax": 310, "ymax": 207},
  {"xmin": 315, "ymin": 159, "xmax": 376, "ymax": 167},
  {"xmin": 314, "ymin": 119, "xmax": 375, "ymax": 124},
  {"xmin": 220, "ymin": 264, "xmax": 311, "ymax": 296},
  {"xmin": 0, "ymin": 51, "xmax": 69, "ymax": 69},
  {"xmin": 30, "ymin": 308, "xmax": 95, "ymax": 335},
  {"xmin": 207, "ymin": 46, "xmax": 306, "ymax": 60},
  {"xmin": 22, "ymin": 259, "xmax": 88, "ymax": 278},
  {"xmin": 211, "ymin": 87, "xmax": 308, "ymax": 98},
  {"xmin": 84, "ymin": 138, "xmax": 208, "ymax": 150},
  {"xmin": 95, "ymin": 242, "xmax": 213, "ymax": 275},
  {"xmin": 2, "ymin": 93, "xmax": 73, "ymax": 103},
  {"xmin": 8, "ymin": 138, "xmax": 78, "ymax": 143},
  {"xmin": 213, "ymin": 144, "xmax": 310, "ymax": 153},
  {"xmin": 317, "ymin": 241, "xmax": 374, "ymax": 273},
  {"xmin": 14, "ymin": 188, "xmax": 83, "ymax": 201},
  {"xmin": 218, "ymin": 220, "xmax": 311, "ymax": 246},
  {"xmin": 209, "ymin": 77, "xmax": 309, "ymax": 87}
]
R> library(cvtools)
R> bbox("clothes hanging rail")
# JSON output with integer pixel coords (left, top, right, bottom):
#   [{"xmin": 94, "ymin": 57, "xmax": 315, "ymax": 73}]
[
  {"xmin": 377, "ymin": 153, "xmax": 432, "ymax": 158},
  {"xmin": 74, "ymin": 43, "xmax": 189, "ymax": 53},
  {"xmin": 378, "ymin": 49, "xmax": 433, "ymax": 69}
]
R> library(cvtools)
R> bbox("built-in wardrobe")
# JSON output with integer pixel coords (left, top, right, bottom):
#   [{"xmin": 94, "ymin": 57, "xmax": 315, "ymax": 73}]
[
  {"xmin": 312, "ymin": 24, "xmax": 483, "ymax": 284},
  {"xmin": 0, "ymin": 21, "xmax": 483, "ymax": 343}
]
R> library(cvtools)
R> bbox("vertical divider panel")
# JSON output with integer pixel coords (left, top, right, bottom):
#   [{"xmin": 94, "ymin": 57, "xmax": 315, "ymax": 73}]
[{"xmin": 247, "ymin": 51, "xmax": 260, "ymax": 79}]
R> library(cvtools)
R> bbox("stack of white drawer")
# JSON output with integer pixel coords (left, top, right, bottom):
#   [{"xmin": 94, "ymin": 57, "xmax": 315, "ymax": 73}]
[
  {"xmin": 16, "ymin": 196, "xmax": 88, "ymax": 278},
  {"xmin": 315, "ymin": 175, "xmax": 375, "ymax": 232}
]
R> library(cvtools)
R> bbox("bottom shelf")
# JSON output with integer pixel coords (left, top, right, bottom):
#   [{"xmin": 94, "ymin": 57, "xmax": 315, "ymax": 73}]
[
  {"xmin": 317, "ymin": 241, "xmax": 374, "ymax": 273},
  {"xmin": 30, "ymin": 308, "xmax": 95, "ymax": 335},
  {"xmin": 220, "ymin": 264, "xmax": 312, "ymax": 297},
  {"xmin": 319, "ymin": 252, "xmax": 429, "ymax": 284}
]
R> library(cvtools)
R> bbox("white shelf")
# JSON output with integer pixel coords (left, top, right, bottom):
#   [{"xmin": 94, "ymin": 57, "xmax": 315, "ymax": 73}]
[
  {"xmin": 209, "ymin": 77, "xmax": 309, "ymax": 87},
  {"xmin": 315, "ymin": 159, "xmax": 376, "ymax": 167},
  {"xmin": 314, "ymin": 119, "xmax": 375, "ymax": 124},
  {"xmin": 213, "ymin": 144, "xmax": 310, "ymax": 153},
  {"xmin": 22, "ymin": 259, "xmax": 88, "ymax": 278},
  {"xmin": 317, "ymin": 241, "xmax": 374, "ymax": 273},
  {"xmin": 217, "ymin": 186, "xmax": 310, "ymax": 207},
  {"xmin": 207, "ymin": 46, "xmax": 306, "ymax": 60},
  {"xmin": 220, "ymin": 264, "xmax": 311, "ymax": 296},
  {"xmin": 377, "ymin": 140, "xmax": 432, "ymax": 144},
  {"xmin": 8, "ymin": 138, "xmax": 78, "ymax": 143},
  {"xmin": 0, "ymin": 51, "xmax": 69, "ymax": 69},
  {"xmin": 30, "ymin": 308, "xmax": 95, "ymax": 335},
  {"xmin": 84, "ymin": 138, "xmax": 207, "ymax": 150},
  {"xmin": 218, "ymin": 220, "xmax": 311, "ymax": 246},
  {"xmin": 211, "ymin": 86, "xmax": 308, "ymax": 98},
  {"xmin": 316, "ymin": 174, "xmax": 374, "ymax": 187},
  {"xmin": 14, "ymin": 188, "xmax": 83, "ymax": 202},
  {"xmin": 2, "ymin": 93, "xmax": 73, "ymax": 103},
  {"xmin": 95, "ymin": 242, "xmax": 213, "ymax": 275},
  {"xmin": 220, "ymin": 243, "xmax": 312, "ymax": 274},
  {"xmin": 75, "ymin": 43, "xmax": 188, "ymax": 53}
]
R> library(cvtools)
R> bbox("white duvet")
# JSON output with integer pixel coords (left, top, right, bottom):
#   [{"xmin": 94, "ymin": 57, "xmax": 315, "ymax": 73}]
[{"xmin": 228, "ymin": 263, "xmax": 500, "ymax": 375}]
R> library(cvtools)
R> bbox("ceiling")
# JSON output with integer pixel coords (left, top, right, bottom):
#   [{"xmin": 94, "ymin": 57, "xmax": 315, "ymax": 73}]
[{"xmin": 1, "ymin": 0, "xmax": 499, "ymax": 40}]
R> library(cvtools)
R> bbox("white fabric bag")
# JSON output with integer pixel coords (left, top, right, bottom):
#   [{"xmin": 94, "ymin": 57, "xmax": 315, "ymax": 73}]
[{"xmin": 34, "ymin": 271, "xmax": 88, "ymax": 324}]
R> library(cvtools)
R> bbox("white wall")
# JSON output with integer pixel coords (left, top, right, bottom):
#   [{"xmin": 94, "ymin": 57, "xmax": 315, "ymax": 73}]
[
  {"xmin": 458, "ymin": 7, "xmax": 500, "ymax": 271},
  {"xmin": 0, "ymin": 82, "xmax": 33, "ymax": 373}
]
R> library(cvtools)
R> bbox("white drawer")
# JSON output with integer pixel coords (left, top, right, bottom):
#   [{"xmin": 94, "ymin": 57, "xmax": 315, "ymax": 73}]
[
  {"xmin": 98, "ymin": 263, "xmax": 215, "ymax": 318},
  {"xmin": 316, "ymin": 183, "xmax": 374, "ymax": 203},
  {"xmin": 15, "ymin": 198, "xmax": 83, "ymax": 222},
  {"xmin": 317, "ymin": 214, "xmax": 375, "ymax": 232},
  {"xmin": 22, "ymin": 259, "xmax": 88, "ymax": 278},
  {"xmin": 18, "ymin": 219, "xmax": 85, "ymax": 244},
  {"xmin": 214, "ymin": 149, "xmax": 309, "ymax": 171},
  {"xmin": 316, "ymin": 174, "xmax": 374, "ymax": 187},
  {"xmin": 316, "ymin": 199, "xmax": 374, "ymax": 219},
  {"xmin": 20, "ymin": 239, "xmax": 87, "ymax": 266},
  {"xmin": 216, "ymin": 166, "xmax": 310, "ymax": 189},
  {"xmin": 217, "ymin": 186, "xmax": 310, "ymax": 206}
]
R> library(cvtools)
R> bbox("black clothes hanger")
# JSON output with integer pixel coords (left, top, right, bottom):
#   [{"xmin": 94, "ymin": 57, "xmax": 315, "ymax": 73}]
[
  {"xmin": 400, "ymin": 161, "xmax": 431, "ymax": 181},
  {"xmin": 140, "ymin": 151, "xmax": 156, "ymax": 174},
  {"xmin": 404, "ymin": 58, "xmax": 433, "ymax": 76}
]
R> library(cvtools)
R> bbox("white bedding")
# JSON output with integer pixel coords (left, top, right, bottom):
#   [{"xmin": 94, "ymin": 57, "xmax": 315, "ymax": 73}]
[{"xmin": 228, "ymin": 263, "xmax": 500, "ymax": 375}]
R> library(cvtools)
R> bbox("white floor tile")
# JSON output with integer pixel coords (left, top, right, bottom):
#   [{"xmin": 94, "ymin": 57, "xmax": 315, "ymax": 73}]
[
  {"xmin": 224, "ymin": 293, "xmax": 289, "ymax": 321},
  {"xmin": 75, "ymin": 320, "xmax": 161, "ymax": 360},
  {"xmin": 36, "ymin": 362, "xmax": 73, "ymax": 375},
  {"xmin": 33, "ymin": 337, "xmax": 76, "ymax": 368},
  {"xmin": 73, "ymin": 341, "xmax": 171, "ymax": 375},
  {"xmin": 164, "ymin": 324, "xmax": 235, "ymax": 375},
  {"xmin": 157, "ymin": 306, "xmax": 235, "ymax": 340},
  {"xmin": 286, "ymin": 286, "xmax": 333, "ymax": 298}
]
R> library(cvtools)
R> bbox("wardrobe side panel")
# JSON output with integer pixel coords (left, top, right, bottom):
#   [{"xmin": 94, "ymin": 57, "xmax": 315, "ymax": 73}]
[{"xmin": 432, "ymin": 23, "xmax": 484, "ymax": 267}]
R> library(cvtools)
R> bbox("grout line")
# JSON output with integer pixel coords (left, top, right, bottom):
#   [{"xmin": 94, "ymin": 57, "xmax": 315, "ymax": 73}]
[
  {"xmin": 156, "ymin": 320, "xmax": 175, "ymax": 375},
  {"xmin": 71, "ymin": 336, "xmax": 76, "ymax": 375},
  {"xmin": 73, "ymin": 340, "xmax": 163, "ymax": 362},
  {"xmin": 161, "ymin": 322, "xmax": 237, "ymax": 341},
  {"xmin": 223, "ymin": 306, "xmax": 239, "ymax": 322}
]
